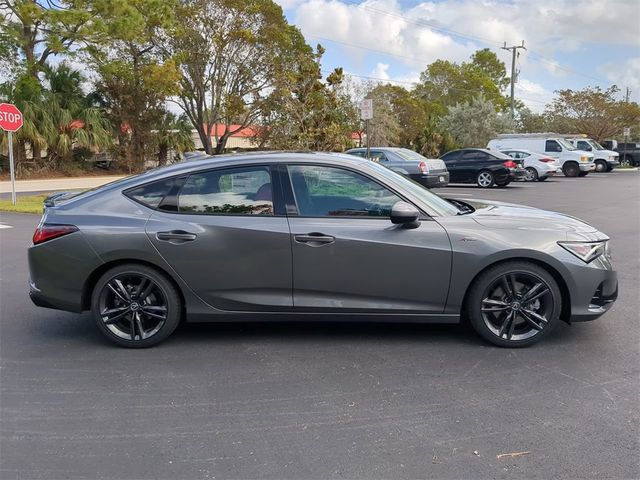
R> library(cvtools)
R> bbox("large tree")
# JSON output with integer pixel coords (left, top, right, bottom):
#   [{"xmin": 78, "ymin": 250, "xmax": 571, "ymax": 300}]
[
  {"xmin": 164, "ymin": 0, "xmax": 309, "ymax": 154},
  {"xmin": 439, "ymin": 95, "xmax": 514, "ymax": 148},
  {"xmin": 545, "ymin": 86, "xmax": 640, "ymax": 141},
  {"xmin": 258, "ymin": 45, "xmax": 355, "ymax": 151},
  {"xmin": 416, "ymin": 50, "xmax": 509, "ymax": 111},
  {"xmin": 87, "ymin": 0, "xmax": 181, "ymax": 170}
]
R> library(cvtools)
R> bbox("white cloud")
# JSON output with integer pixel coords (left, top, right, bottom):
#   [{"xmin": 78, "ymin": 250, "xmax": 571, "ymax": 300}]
[
  {"xmin": 292, "ymin": 0, "xmax": 640, "ymax": 79},
  {"xmin": 515, "ymin": 78, "xmax": 554, "ymax": 112},
  {"xmin": 370, "ymin": 62, "xmax": 390, "ymax": 80},
  {"xmin": 603, "ymin": 57, "xmax": 640, "ymax": 102}
]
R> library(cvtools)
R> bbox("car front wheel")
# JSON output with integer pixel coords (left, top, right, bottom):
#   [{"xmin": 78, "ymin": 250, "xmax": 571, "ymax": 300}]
[
  {"xmin": 91, "ymin": 264, "xmax": 182, "ymax": 348},
  {"xmin": 466, "ymin": 261, "xmax": 562, "ymax": 347},
  {"xmin": 594, "ymin": 160, "xmax": 607, "ymax": 172}
]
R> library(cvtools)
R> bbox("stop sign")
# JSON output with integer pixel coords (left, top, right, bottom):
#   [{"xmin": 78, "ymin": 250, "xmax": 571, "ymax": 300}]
[{"xmin": 0, "ymin": 103, "xmax": 23, "ymax": 132}]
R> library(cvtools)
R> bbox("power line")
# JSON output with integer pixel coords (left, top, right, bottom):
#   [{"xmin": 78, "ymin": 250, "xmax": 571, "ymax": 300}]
[
  {"xmin": 336, "ymin": 0, "xmax": 611, "ymax": 85},
  {"xmin": 326, "ymin": 69, "xmax": 549, "ymax": 105}
]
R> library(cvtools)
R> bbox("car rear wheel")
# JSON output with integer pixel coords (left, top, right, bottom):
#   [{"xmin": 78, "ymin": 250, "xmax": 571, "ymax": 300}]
[
  {"xmin": 620, "ymin": 155, "xmax": 633, "ymax": 167},
  {"xmin": 524, "ymin": 167, "xmax": 538, "ymax": 182},
  {"xmin": 594, "ymin": 160, "xmax": 607, "ymax": 172},
  {"xmin": 562, "ymin": 162, "xmax": 579, "ymax": 177},
  {"xmin": 91, "ymin": 264, "xmax": 182, "ymax": 348},
  {"xmin": 466, "ymin": 261, "xmax": 561, "ymax": 347},
  {"xmin": 476, "ymin": 170, "xmax": 495, "ymax": 188}
]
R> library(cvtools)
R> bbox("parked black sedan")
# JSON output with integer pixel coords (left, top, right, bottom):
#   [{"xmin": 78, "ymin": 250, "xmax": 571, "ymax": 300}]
[{"xmin": 440, "ymin": 148, "xmax": 527, "ymax": 187}]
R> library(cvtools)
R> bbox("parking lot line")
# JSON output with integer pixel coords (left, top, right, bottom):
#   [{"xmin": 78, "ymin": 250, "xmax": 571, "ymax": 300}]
[{"xmin": 0, "ymin": 224, "xmax": 13, "ymax": 229}]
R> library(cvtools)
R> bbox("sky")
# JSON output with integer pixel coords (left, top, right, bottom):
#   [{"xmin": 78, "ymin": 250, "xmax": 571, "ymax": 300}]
[{"xmin": 274, "ymin": 0, "xmax": 640, "ymax": 111}]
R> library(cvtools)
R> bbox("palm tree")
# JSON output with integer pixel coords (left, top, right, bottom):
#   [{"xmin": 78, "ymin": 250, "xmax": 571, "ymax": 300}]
[
  {"xmin": 42, "ymin": 65, "xmax": 113, "ymax": 167},
  {"xmin": 152, "ymin": 112, "xmax": 195, "ymax": 166}
]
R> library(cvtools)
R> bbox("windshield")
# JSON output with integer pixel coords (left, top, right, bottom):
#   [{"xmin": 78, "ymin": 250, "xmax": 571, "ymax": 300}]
[
  {"xmin": 557, "ymin": 138, "xmax": 576, "ymax": 150},
  {"xmin": 366, "ymin": 161, "xmax": 460, "ymax": 216},
  {"xmin": 396, "ymin": 148, "xmax": 427, "ymax": 161},
  {"xmin": 588, "ymin": 139, "xmax": 605, "ymax": 150}
]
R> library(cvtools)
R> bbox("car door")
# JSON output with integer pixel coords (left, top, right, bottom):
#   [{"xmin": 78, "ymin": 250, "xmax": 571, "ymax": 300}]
[
  {"xmin": 284, "ymin": 163, "xmax": 452, "ymax": 313},
  {"xmin": 544, "ymin": 139, "xmax": 563, "ymax": 160},
  {"xmin": 145, "ymin": 164, "xmax": 293, "ymax": 312},
  {"xmin": 441, "ymin": 151, "xmax": 463, "ymax": 182},
  {"xmin": 458, "ymin": 151, "xmax": 485, "ymax": 181}
]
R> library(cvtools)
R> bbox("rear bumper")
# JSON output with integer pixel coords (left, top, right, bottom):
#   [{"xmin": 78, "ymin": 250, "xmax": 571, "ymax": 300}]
[{"xmin": 409, "ymin": 172, "xmax": 449, "ymax": 188}]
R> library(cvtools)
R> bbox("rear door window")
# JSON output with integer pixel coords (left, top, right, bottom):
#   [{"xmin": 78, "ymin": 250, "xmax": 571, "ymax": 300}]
[{"xmin": 177, "ymin": 166, "xmax": 274, "ymax": 215}]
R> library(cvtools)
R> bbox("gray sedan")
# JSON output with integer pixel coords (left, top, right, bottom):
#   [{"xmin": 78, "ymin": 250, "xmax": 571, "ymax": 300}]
[
  {"xmin": 345, "ymin": 147, "xmax": 449, "ymax": 188},
  {"xmin": 28, "ymin": 152, "xmax": 617, "ymax": 348}
]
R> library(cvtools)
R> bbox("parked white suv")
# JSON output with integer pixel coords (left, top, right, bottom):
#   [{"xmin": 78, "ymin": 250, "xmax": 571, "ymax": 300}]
[
  {"xmin": 498, "ymin": 149, "xmax": 559, "ymax": 181},
  {"xmin": 565, "ymin": 137, "xmax": 619, "ymax": 172},
  {"xmin": 487, "ymin": 134, "xmax": 595, "ymax": 177}
]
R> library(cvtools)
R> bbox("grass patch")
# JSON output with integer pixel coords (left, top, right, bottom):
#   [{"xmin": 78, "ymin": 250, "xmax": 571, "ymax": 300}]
[{"xmin": 0, "ymin": 194, "xmax": 49, "ymax": 214}]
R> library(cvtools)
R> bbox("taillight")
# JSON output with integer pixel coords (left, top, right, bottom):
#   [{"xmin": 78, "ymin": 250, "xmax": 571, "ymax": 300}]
[
  {"xmin": 32, "ymin": 224, "xmax": 78, "ymax": 245},
  {"xmin": 418, "ymin": 161, "xmax": 428, "ymax": 174},
  {"xmin": 540, "ymin": 158, "xmax": 555, "ymax": 163},
  {"xmin": 503, "ymin": 160, "xmax": 517, "ymax": 169}
]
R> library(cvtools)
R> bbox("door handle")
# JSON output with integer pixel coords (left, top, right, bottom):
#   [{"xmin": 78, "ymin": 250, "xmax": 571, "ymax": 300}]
[
  {"xmin": 156, "ymin": 230, "xmax": 197, "ymax": 242},
  {"xmin": 294, "ymin": 232, "xmax": 335, "ymax": 246}
]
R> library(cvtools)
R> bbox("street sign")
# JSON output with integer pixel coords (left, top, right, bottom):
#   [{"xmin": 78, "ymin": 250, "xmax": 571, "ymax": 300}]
[
  {"xmin": 0, "ymin": 103, "xmax": 23, "ymax": 206},
  {"xmin": 360, "ymin": 99, "xmax": 373, "ymax": 120},
  {"xmin": 0, "ymin": 103, "xmax": 23, "ymax": 132},
  {"xmin": 623, "ymin": 127, "xmax": 630, "ymax": 137}
]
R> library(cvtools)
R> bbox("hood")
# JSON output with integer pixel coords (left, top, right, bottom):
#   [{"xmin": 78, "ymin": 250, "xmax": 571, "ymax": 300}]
[{"xmin": 456, "ymin": 199, "xmax": 598, "ymax": 234}]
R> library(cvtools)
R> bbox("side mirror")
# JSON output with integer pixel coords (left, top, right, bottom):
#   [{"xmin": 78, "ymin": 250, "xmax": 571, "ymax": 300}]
[{"xmin": 390, "ymin": 201, "xmax": 420, "ymax": 229}]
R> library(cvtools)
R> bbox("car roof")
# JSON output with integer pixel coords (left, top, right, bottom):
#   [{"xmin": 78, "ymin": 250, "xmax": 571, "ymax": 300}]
[{"xmin": 346, "ymin": 147, "xmax": 405, "ymax": 152}]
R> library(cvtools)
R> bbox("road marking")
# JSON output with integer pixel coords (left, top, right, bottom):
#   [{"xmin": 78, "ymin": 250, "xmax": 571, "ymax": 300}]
[
  {"xmin": 0, "ymin": 224, "xmax": 13, "ymax": 230},
  {"xmin": 441, "ymin": 192, "xmax": 473, "ymax": 196}
]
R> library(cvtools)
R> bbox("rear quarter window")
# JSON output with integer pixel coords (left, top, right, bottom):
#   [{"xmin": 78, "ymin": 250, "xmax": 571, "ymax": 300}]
[{"xmin": 125, "ymin": 178, "xmax": 175, "ymax": 209}]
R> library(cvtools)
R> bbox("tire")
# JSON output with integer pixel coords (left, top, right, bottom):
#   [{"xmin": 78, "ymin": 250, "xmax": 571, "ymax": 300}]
[
  {"xmin": 594, "ymin": 160, "xmax": 607, "ymax": 173},
  {"xmin": 578, "ymin": 171, "xmax": 589, "ymax": 177},
  {"xmin": 562, "ymin": 162, "xmax": 579, "ymax": 177},
  {"xmin": 620, "ymin": 155, "xmax": 633, "ymax": 168},
  {"xmin": 91, "ymin": 264, "xmax": 182, "ymax": 348},
  {"xmin": 476, "ymin": 170, "xmax": 495, "ymax": 188},
  {"xmin": 465, "ymin": 261, "xmax": 562, "ymax": 347},
  {"xmin": 524, "ymin": 167, "xmax": 538, "ymax": 182}
]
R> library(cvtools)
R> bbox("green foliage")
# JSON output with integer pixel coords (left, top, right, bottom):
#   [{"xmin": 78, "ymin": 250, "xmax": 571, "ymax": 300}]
[
  {"xmin": 545, "ymin": 86, "xmax": 640, "ymax": 141},
  {"xmin": 151, "ymin": 112, "xmax": 195, "ymax": 166},
  {"xmin": 164, "ymin": 0, "xmax": 309, "ymax": 154},
  {"xmin": 439, "ymin": 95, "xmax": 514, "ymax": 148},
  {"xmin": 416, "ymin": 50, "xmax": 509, "ymax": 111},
  {"xmin": 260, "ymin": 45, "xmax": 354, "ymax": 151}
]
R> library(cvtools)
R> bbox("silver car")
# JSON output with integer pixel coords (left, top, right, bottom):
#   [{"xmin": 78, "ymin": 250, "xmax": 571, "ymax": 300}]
[
  {"xmin": 28, "ymin": 152, "xmax": 618, "ymax": 348},
  {"xmin": 345, "ymin": 147, "xmax": 449, "ymax": 188}
]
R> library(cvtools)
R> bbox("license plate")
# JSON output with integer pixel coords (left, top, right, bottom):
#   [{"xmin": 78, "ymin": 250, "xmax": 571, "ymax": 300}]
[{"xmin": 439, "ymin": 176, "xmax": 445, "ymax": 182}]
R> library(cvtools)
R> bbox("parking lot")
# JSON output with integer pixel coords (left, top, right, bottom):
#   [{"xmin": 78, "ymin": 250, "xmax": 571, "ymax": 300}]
[{"xmin": 1, "ymin": 172, "xmax": 638, "ymax": 479}]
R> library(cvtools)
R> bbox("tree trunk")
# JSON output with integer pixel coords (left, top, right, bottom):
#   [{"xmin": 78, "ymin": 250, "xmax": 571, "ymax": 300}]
[
  {"xmin": 158, "ymin": 144, "xmax": 169, "ymax": 166},
  {"xmin": 215, "ymin": 130, "xmax": 231, "ymax": 154}
]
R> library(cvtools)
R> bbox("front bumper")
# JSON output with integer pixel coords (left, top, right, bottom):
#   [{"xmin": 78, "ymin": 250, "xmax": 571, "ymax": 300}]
[
  {"xmin": 409, "ymin": 171, "xmax": 449, "ymax": 188},
  {"xmin": 579, "ymin": 162, "xmax": 596, "ymax": 171},
  {"xmin": 563, "ymin": 254, "xmax": 618, "ymax": 322}
]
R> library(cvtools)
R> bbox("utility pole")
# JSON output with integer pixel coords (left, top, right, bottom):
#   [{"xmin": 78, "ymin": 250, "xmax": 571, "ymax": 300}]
[
  {"xmin": 625, "ymin": 87, "xmax": 631, "ymax": 103},
  {"xmin": 502, "ymin": 40, "xmax": 526, "ymax": 119}
]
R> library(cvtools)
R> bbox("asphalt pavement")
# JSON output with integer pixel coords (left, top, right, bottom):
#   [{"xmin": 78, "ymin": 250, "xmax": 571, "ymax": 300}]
[{"xmin": 1, "ymin": 172, "xmax": 638, "ymax": 479}]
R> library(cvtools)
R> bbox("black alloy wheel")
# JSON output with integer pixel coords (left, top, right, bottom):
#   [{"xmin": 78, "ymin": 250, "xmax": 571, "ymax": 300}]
[
  {"xmin": 92, "ymin": 264, "xmax": 181, "ymax": 347},
  {"xmin": 562, "ymin": 162, "xmax": 579, "ymax": 177},
  {"xmin": 467, "ymin": 262, "xmax": 561, "ymax": 347}
]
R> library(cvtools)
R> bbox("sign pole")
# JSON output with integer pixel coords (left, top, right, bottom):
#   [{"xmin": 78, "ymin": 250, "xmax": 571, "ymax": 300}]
[
  {"xmin": 365, "ymin": 119, "xmax": 370, "ymax": 160},
  {"xmin": 8, "ymin": 131, "xmax": 16, "ymax": 205}
]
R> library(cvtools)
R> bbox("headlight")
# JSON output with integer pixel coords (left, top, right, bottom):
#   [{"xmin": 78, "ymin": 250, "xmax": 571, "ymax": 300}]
[
  {"xmin": 558, "ymin": 240, "xmax": 608, "ymax": 263},
  {"xmin": 580, "ymin": 156, "xmax": 589, "ymax": 162}
]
